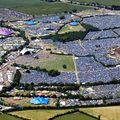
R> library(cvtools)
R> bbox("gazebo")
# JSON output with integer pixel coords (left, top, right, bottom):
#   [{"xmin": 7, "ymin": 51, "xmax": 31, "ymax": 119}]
[{"xmin": 0, "ymin": 28, "xmax": 13, "ymax": 36}]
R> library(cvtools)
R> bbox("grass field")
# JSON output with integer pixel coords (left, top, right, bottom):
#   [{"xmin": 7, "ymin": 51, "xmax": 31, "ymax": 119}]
[
  {"xmin": 53, "ymin": 112, "xmax": 97, "ymax": 120},
  {"xmin": 15, "ymin": 54, "xmax": 75, "ymax": 72},
  {"xmin": 81, "ymin": 106, "xmax": 120, "ymax": 120},
  {"xmin": 10, "ymin": 109, "xmax": 72, "ymax": 120},
  {"xmin": 37, "ymin": 54, "xmax": 75, "ymax": 72},
  {"xmin": 0, "ymin": 1, "xmax": 94, "ymax": 15},
  {"xmin": 74, "ymin": 0, "xmax": 120, "ymax": 6},
  {"xmin": 58, "ymin": 24, "xmax": 86, "ymax": 34},
  {"xmin": 0, "ymin": 113, "xmax": 22, "ymax": 120}
]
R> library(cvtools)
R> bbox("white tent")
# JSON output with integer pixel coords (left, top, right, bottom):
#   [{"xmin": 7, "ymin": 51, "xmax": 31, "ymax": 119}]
[{"xmin": 0, "ymin": 85, "xmax": 3, "ymax": 91}]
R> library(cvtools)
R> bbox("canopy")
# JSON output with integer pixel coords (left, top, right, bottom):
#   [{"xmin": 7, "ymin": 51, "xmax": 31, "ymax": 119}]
[
  {"xmin": 25, "ymin": 20, "xmax": 37, "ymax": 25},
  {"xmin": 30, "ymin": 97, "xmax": 48, "ymax": 105},
  {"xmin": 69, "ymin": 21, "xmax": 79, "ymax": 26},
  {"xmin": 0, "ymin": 28, "xmax": 12, "ymax": 36}
]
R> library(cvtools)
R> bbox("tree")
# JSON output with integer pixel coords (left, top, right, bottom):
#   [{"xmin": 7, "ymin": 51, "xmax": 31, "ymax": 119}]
[
  {"xmin": 98, "ymin": 115, "xmax": 101, "ymax": 120},
  {"xmin": 48, "ymin": 69, "xmax": 60, "ymax": 77},
  {"xmin": 12, "ymin": 70, "xmax": 21, "ymax": 87},
  {"xmin": 63, "ymin": 64, "xmax": 67, "ymax": 69},
  {"xmin": 56, "ymin": 98, "xmax": 60, "ymax": 108},
  {"xmin": 72, "ymin": 9, "xmax": 77, "ymax": 13},
  {"xmin": 28, "ymin": 82, "xmax": 34, "ymax": 90},
  {"xmin": 59, "ymin": 15, "xmax": 65, "ymax": 20}
]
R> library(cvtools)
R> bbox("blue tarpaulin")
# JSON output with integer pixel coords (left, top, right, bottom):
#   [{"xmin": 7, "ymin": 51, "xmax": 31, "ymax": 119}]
[{"xmin": 30, "ymin": 97, "xmax": 48, "ymax": 104}]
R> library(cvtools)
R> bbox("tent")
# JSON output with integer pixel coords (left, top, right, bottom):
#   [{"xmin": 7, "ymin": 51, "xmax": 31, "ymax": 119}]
[
  {"xmin": 25, "ymin": 20, "xmax": 37, "ymax": 25},
  {"xmin": 0, "ymin": 28, "xmax": 13, "ymax": 36},
  {"xmin": 69, "ymin": 21, "xmax": 79, "ymax": 26},
  {"xmin": 30, "ymin": 97, "xmax": 48, "ymax": 105}
]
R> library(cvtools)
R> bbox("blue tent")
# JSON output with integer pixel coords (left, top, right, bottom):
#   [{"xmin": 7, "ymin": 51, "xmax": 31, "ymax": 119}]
[
  {"xmin": 30, "ymin": 97, "xmax": 48, "ymax": 105},
  {"xmin": 25, "ymin": 20, "xmax": 37, "ymax": 25},
  {"xmin": 69, "ymin": 21, "xmax": 79, "ymax": 26}
]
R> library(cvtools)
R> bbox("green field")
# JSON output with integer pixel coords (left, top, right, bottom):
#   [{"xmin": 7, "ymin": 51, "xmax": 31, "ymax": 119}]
[
  {"xmin": 38, "ymin": 54, "xmax": 75, "ymax": 72},
  {"xmin": 15, "ymin": 54, "xmax": 75, "ymax": 72},
  {"xmin": 0, "ymin": 0, "xmax": 119, "ymax": 15},
  {"xmin": 0, "ymin": 1, "xmax": 94, "ymax": 15},
  {"xmin": 0, "ymin": 113, "xmax": 23, "ymax": 120},
  {"xmin": 58, "ymin": 24, "xmax": 86, "ymax": 34},
  {"xmin": 10, "ymin": 109, "xmax": 72, "ymax": 120},
  {"xmin": 73, "ymin": 0, "xmax": 120, "ymax": 6},
  {"xmin": 81, "ymin": 106, "xmax": 120, "ymax": 120},
  {"xmin": 53, "ymin": 112, "xmax": 97, "ymax": 120}
]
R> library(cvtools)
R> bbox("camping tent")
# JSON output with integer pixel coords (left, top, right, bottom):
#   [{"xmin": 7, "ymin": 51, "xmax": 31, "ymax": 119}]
[{"xmin": 25, "ymin": 21, "xmax": 37, "ymax": 25}]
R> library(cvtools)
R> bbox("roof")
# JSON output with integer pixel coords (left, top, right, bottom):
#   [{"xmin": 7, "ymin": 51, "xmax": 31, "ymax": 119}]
[
  {"xmin": 30, "ymin": 97, "xmax": 48, "ymax": 104},
  {"xmin": 115, "ymin": 47, "xmax": 120, "ymax": 53},
  {"xmin": 20, "ymin": 48, "xmax": 34, "ymax": 55}
]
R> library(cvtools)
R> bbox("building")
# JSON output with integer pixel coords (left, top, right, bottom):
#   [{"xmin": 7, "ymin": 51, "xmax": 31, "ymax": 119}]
[{"xmin": 20, "ymin": 48, "xmax": 35, "ymax": 55}]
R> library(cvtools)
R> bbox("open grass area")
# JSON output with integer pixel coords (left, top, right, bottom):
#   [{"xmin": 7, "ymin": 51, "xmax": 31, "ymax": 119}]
[
  {"xmin": 58, "ymin": 24, "xmax": 86, "ymax": 34},
  {"xmin": 10, "ymin": 109, "xmax": 72, "ymax": 120},
  {"xmin": 53, "ymin": 111, "xmax": 97, "ymax": 120},
  {"xmin": 12, "ymin": 3, "xmax": 94, "ymax": 15},
  {"xmin": 15, "ymin": 54, "xmax": 75, "ymax": 72},
  {"xmin": 0, "ymin": 113, "xmax": 22, "ymax": 120},
  {"xmin": 81, "ymin": 106, "xmax": 120, "ymax": 120},
  {"xmin": 73, "ymin": 0, "xmax": 120, "ymax": 6},
  {"xmin": 38, "ymin": 54, "xmax": 75, "ymax": 72},
  {"xmin": 0, "ymin": 1, "xmax": 94, "ymax": 15}
]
